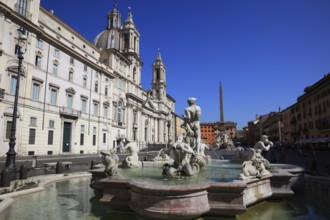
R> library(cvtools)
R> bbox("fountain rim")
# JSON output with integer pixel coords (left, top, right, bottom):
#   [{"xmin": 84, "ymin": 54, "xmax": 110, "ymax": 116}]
[{"xmin": 0, "ymin": 172, "xmax": 91, "ymax": 213}]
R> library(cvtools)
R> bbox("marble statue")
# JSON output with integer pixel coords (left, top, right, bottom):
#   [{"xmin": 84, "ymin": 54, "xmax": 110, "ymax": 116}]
[
  {"xmin": 214, "ymin": 131, "xmax": 235, "ymax": 150},
  {"xmin": 100, "ymin": 149, "xmax": 119, "ymax": 176},
  {"xmin": 162, "ymin": 136, "xmax": 200, "ymax": 177},
  {"xmin": 239, "ymin": 149, "xmax": 270, "ymax": 179},
  {"xmin": 238, "ymin": 135, "xmax": 273, "ymax": 179},
  {"xmin": 181, "ymin": 97, "xmax": 202, "ymax": 154},
  {"xmin": 200, "ymin": 142, "xmax": 210, "ymax": 157},
  {"xmin": 162, "ymin": 98, "xmax": 208, "ymax": 177},
  {"xmin": 118, "ymin": 138, "xmax": 142, "ymax": 168},
  {"xmin": 153, "ymin": 148, "xmax": 171, "ymax": 162},
  {"xmin": 232, "ymin": 143, "xmax": 254, "ymax": 162},
  {"xmin": 253, "ymin": 135, "xmax": 273, "ymax": 169}
]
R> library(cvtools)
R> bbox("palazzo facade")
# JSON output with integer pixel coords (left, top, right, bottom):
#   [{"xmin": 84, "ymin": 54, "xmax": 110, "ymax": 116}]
[{"xmin": 0, "ymin": 0, "xmax": 175, "ymax": 156}]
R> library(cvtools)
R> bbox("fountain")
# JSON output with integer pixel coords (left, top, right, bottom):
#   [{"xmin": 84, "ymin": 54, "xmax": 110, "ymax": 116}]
[{"xmin": 91, "ymin": 98, "xmax": 305, "ymax": 220}]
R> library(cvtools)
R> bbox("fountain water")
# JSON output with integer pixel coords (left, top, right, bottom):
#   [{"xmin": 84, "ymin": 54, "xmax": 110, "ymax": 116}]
[{"xmin": 91, "ymin": 99, "xmax": 306, "ymax": 219}]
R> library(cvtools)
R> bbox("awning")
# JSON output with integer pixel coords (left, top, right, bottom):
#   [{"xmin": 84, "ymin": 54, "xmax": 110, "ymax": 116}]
[
  {"xmin": 295, "ymin": 139, "xmax": 310, "ymax": 144},
  {"xmin": 312, "ymin": 137, "xmax": 330, "ymax": 143}
]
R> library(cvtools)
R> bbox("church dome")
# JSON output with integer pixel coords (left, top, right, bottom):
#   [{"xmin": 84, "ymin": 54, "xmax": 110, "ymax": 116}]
[
  {"xmin": 93, "ymin": 1, "xmax": 121, "ymax": 50},
  {"xmin": 93, "ymin": 28, "xmax": 120, "ymax": 50}
]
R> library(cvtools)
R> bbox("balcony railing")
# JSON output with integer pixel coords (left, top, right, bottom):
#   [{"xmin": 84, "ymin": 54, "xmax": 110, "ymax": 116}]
[
  {"xmin": 116, "ymin": 134, "xmax": 125, "ymax": 140},
  {"xmin": 59, "ymin": 107, "xmax": 81, "ymax": 118},
  {"xmin": 15, "ymin": 4, "xmax": 32, "ymax": 20}
]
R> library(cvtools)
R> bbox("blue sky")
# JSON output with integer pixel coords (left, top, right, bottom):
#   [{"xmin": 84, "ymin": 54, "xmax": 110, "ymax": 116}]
[{"xmin": 41, "ymin": 0, "xmax": 330, "ymax": 129}]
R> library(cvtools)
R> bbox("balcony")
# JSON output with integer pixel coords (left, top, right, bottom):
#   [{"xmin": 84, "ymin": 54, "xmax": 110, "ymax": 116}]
[
  {"xmin": 116, "ymin": 134, "xmax": 125, "ymax": 140},
  {"xmin": 15, "ymin": 4, "xmax": 32, "ymax": 20},
  {"xmin": 59, "ymin": 107, "xmax": 81, "ymax": 120}
]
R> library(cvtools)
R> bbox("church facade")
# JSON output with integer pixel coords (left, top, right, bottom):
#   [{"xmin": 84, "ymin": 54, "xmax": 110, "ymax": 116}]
[{"xmin": 0, "ymin": 0, "xmax": 175, "ymax": 156}]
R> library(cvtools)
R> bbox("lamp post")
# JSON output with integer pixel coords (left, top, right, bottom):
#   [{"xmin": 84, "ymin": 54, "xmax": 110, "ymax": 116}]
[
  {"xmin": 4, "ymin": 28, "xmax": 27, "ymax": 175},
  {"xmin": 166, "ymin": 119, "xmax": 171, "ymax": 149}
]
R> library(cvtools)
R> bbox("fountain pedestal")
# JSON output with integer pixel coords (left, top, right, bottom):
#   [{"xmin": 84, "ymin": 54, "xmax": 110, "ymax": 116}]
[
  {"xmin": 98, "ymin": 174, "xmax": 275, "ymax": 219},
  {"xmin": 129, "ymin": 182, "xmax": 210, "ymax": 220}
]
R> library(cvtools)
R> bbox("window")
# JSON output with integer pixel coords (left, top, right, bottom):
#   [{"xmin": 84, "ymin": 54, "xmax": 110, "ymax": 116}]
[
  {"xmin": 133, "ymin": 111, "xmax": 137, "ymax": 124},
  {"xmin": 83, "ymin": 77, "xmax": 87, "ymax": 88},
  {"xmin": 156, "ymin": 68, "xmax": 160, "ymax": 80},
  {"xmin": 92, "ymin": 127, "xmax": 96, "ymax": 146},
  {"xmin": 117, "ymin": 105, "xmax": 122, "ymax": 123},
  {"xmin": 93, "ymin": 135, "xmax": 96, "ymax": 146},
  {"xmin": 133, "ymin": 67, "xmax": 136, "ymax": 81},
  {"xmin": 103, "ymin": 133, "xmax": 106, "ymax": 143},
  {"xmin": 53, "ymin": 63, "xmax": 58, "ymax": 74},
  {"xmin": 16, "ymin": 0, "xmax": 29, "ymax": 18},
  {"xmin": 95, "ymin": 72, "xmax": 99, "ymax": 78},
  {"xmin": 48, "ymin": 130, "xmax": 54, "ymax": 145},
  {"xmin": 69, "ymin": 71, "xmax": 73, "ymax": 82},
  {"xmin": 103, "ymin": 105, "xmax": 108, "ymax": 118},
  {"xmin": 95, "ymin": 82, "xmax": 98, "ymax": 93},
  {"xmin": 93, "ymin": 102, "xmax": 98, "ymax": 116},
  {"xmin": 70, "ymin": 57, "xmax": 74, "ymax": 65},
  {"xmin": 10, "ymin": 75, "xmax": 17, "ymax": 94},
  {"xmin": 80, "ymin": 125, "xmax": 85, "ymax": 146},
  {"xmin": 80, "ymin": 133, "xmax": 84, "ymax": 146},
  {"xmin": 30, "ymin": 117, "xmax": 37, "ymax": 126},
  {"xmin": 54, "ymin": 48, "xmax": 60, "ymax": 58},
  {"xmin": 32, "ymin": 82, "xmax": 40, "ymax": 101},
  {"xmin": 105, "ymin": 86, "xmax": 108, "ymax": 96},
  {"xmin": 50, "ymin": 88, "xmax": 57, "ymax": 106},
  {"xmin": 115, "ymin": 101, "xmax": 124, "ymax": 125},
  {"xmin": 84, "ymin": 65, "xmax": 87, "ymax": 71},
  {"xmin": 49, "ymin": 120, "xmax": 55, "ymax": 128},
  {"xmin": 5, "ymin": 121, "xmax": 12, "ymax": 139},
  {"xmin": 81, "ymin": 98, "xmax": 87, "ymax": 113},
  {"xmin": 37, "ymin": 39, "xmax": 43, "ymax": 49},
  {"xmin": 28, "ymin": 128, "xmax": 36, "ymax": 144},
  {"xmin": 67, "ymin": 94, "xmax": 73, "ymax": 109},
  {"xmin": 35, "ymin": 55, "xmax": 41, "ymax": 67}
]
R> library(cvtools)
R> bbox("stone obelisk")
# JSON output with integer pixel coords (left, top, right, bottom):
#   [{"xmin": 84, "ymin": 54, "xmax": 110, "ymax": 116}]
[{"xmin": 219, "ymin": 81, "xmax": 224, "ymax": 123}]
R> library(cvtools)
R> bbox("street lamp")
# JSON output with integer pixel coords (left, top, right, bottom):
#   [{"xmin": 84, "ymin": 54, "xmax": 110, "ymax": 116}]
[
  {"xmin": 4, "ymin": 27, "xmax": 28, "ymax": 176},
  {"xmin": 167, "ymin": 119, "xmax": 171, "ymax": 146}
]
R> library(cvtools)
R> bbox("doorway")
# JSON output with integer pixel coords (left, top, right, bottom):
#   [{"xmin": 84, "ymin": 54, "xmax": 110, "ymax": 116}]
[{"xmin": 62, "ymin": 122, "xmax": 71, "ymax": 152}]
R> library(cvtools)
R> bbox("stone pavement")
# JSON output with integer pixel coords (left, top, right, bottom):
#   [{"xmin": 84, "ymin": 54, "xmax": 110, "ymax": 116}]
[
  {"xmin": 0, "ymin": 147, "xmax": 329, "ymax": 179},
  {"xmin": 0, "ymin": 150, "xmax": 158, "ymax": 178}
]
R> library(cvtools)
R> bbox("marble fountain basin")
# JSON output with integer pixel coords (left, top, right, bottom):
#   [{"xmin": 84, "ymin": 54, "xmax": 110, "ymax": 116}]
[{"xmin": 91, "ymin": 160, "xmax": 304, "ymax": 220}]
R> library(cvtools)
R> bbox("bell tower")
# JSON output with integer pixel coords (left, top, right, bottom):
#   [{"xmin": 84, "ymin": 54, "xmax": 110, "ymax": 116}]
[
  {"xmin": 122, "ymin": 7, "xmax": 140, "ymax": 55},
  {"xmin": 107, "ymin": 0, "xmax": 121, "ymax": 29},
  {"xmin": 152, "ymin": 49, "xmax": 166, "ymax": 101}
]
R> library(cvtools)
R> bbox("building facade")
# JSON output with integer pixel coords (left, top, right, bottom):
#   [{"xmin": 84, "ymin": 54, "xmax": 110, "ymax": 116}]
[
  {"xmin": 201, "ymin": 121, "xmax": 237, "ymax": 145},
  {"xmin": 244, "ymin": 73, "xmax": 330, "ymax": 147},
  {"xmin": 200, "ymin": 123, "xmax": 215, "ymax": 145},
  {"xmin": 0, "ymin": 0, "xmax": 175, "ymax": 156},
  {"xmin": 288, "ymin": 73, "xmax": 330, "ymax": 144}
]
